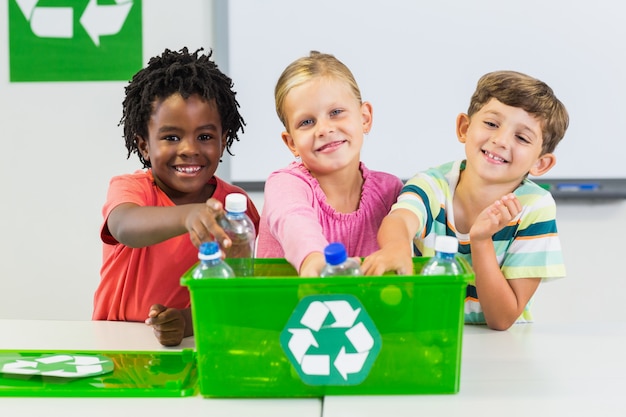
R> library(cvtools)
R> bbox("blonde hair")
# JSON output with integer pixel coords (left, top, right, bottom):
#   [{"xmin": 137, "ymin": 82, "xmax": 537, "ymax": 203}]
[
  {"xmin": 468, "ymin": 70, "xmax": 569, "ymax": 154},
  {"xmin": 274, "ymin": 51, "xmax": 362, "ymax": 128}
]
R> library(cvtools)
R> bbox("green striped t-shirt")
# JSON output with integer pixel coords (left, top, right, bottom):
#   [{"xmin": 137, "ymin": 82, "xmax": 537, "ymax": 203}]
[{"xmin": 392, "ymin": 160, "xmax": 566, "ymax": 324}]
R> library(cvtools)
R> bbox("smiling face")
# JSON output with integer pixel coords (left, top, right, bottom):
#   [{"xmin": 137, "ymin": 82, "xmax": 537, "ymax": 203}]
[
  {"xmin": 136, "ymin": 93, "xmax": 226, "ymax": 204},
  {"xmin": 280, "ymin": 76, "xmax": 372, "ymax": 177},
  {"xmin": 457, "ymin": 98, "xmax": 556, "ymax": 186}
]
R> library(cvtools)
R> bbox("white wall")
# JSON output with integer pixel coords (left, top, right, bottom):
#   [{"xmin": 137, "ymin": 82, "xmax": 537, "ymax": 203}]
[
  {"xmin": 0, "ymin": 0, "xmax": 218, "ymax": 320},
  {"xmin": 226, "ymin": 0, "xmax": 626, "ymax": 182},
  {"xmin": 0, "ymin": 1, "xmax": 623, "ymax": 326}
]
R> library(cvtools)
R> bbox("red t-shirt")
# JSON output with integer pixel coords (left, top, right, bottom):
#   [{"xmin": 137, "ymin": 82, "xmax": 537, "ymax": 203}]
[{"xmin": 93, "ymin": 170, "xmax": 260, "ymax": 322}]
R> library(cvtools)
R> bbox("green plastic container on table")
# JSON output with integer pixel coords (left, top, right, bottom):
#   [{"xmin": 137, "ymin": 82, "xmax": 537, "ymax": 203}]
[
  {"xmin": 182, "ymin": 257, "xmax": 473, "ymax": 398},
  {"xmin": 0, "ymin": 350, "xmax": 197, "ymax": 397}
]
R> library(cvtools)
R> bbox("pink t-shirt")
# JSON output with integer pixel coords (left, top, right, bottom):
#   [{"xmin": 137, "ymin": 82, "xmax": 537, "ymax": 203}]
[
  {"xmin": 93, "ymin": 170, "xmax": 260, "ymax": 322},
  {"xmin": 256, "ymin": 161, "xmax": 403, "ymax": 271}
]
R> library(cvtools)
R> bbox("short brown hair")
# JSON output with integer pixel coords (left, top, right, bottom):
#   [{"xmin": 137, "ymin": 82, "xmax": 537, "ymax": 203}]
[{"xmin": 468, "ymin": 71, "xmax": 568, "ymax": 154}]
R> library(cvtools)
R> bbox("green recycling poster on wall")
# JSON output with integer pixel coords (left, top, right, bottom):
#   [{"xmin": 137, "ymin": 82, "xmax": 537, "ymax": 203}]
[{"xmin": 8, "ymin": 0, "xmax": 142, "ymax": 82}]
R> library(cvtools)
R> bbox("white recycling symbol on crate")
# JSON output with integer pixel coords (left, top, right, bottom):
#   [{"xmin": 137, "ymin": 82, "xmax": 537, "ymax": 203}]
[
  {"xmin": 280, "ymin": 294, "xmax": 382, "ymax": 386},
  {"xmin": 15, "ymin": 0, "xmax": 133, "ymax": 46},
  {"xmin": 0, "ymin": 354, "xmax": 114, "ymax": 378}
]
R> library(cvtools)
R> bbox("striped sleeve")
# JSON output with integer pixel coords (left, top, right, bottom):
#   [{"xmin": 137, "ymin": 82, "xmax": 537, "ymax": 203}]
[{"xmin": 391, "ymin": 162, "xmax": 456, "ymax": 254}]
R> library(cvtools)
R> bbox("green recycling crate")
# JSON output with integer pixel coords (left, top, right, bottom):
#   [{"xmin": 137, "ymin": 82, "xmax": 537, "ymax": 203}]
[{"xmin": 181, "ymin": 257, "xmax": 472, "ymax": 398}]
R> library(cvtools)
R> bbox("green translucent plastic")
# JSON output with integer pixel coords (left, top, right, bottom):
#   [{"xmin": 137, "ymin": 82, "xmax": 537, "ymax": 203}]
[
  {"xmin": 181, "ymin": 257, "xmax": 472, "ymax": 398},
  {"xmin": 0, "ymin": 350, "xmax": 197, "ymax": 397}
]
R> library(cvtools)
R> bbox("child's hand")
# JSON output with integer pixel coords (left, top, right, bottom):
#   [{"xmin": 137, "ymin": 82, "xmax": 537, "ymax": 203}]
[
  {"xmin": 185, "ymin": 198, "xmax": 231, "ymax": 249},
  {"xmin": 362, "ymin": 243, "xmax": 413, "ymax": 276},
  {"xmin": 301, "ymin": 254, "xmax": 364, "ymax": 277},
  {"xmin": 299, "ymin": 252, "xmax": 326, "ymax": 277},
  {"xmin": 470, "ymin": 193, "xmax": 521, "ymax": 242},
  {"xmin": 145, "ymin": 304, "xmax": 185, "ymax": 347}
]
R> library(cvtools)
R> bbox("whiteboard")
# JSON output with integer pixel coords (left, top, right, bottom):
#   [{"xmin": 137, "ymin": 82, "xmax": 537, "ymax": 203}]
[{"xmin": 225, "ymin": 0, "xmax": 626, "ymax": 183}]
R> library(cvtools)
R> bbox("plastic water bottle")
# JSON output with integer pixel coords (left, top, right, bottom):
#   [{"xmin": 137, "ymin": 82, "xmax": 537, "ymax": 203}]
[
  {"xmin": 192, "ymin": 241, "xmax": 235, "ymax": 279},
  {"xmin": 420, "ymin": 235, "xmax": 462, "ymax": 275},
  {"xmin": 218, "ymin": 193, "xmax": 256, "ymax": 277},
  {"xmin": 320, "ymin": 242, "xmax": 362, "ymax": 277}
]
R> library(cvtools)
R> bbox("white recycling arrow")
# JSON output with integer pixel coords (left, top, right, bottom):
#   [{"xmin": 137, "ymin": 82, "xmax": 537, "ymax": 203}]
[
  {"xmin": 42, "ymin": 364, "xmax": 105, "ymax": 378},
  {"xmin": 299, "ymin": 300, "xmax": 329, "ymax": 331},
  {"xmin": 2, "ymin": 359, "xmax": 39, "ymax": 375},
  {"xmin": 15, "ymin": 0, "xmax": 37, "ymax": 20},
  {"xmin": 80, "ymin": 0, "xmax": 133, "ymax": 46},
  {"xmin": 1, "ymin": 354, "xmax": 112, "ymax": 378},
  {"xmin": 39, "ymin": 354, "xmax": 108, "ymax": 377},
  {"xmin": 15, "ymin": 0, "xmax": 74, "ymax": 38},
  {"xmin": 14, "ymin": 0, "xmax": 133, "ymax": 46},
  {"xmin": 332, "ymin": 322, "xmax": 375, "ymax": 380},
  {"xmin": 299, "ymin": 300, "xmax": 361, "ymax": 331},
  {"xmin": 287, "ymin": 328, "xmax": 318, "ymax": 364},
  {"xmin": 345, "ymin": 322, "xmax": 375, "ymax": 352},
  {"xmin": 334, "ymin": 347, "xmax": 369, "ymax": 380},
  {"xmin": 67, "ymin": 356, "xmax": 105, "ymax": 366},
  {"xmin": 37, "ymin": 354, "xmax": 74, "ymax": 364},
  {"xmin": 301, "ymin": 354, "xmax": 330, "ymax": 376},
  {"xmin": 325, "ymin": 300, "xmax": 360, "ymax": 328}
]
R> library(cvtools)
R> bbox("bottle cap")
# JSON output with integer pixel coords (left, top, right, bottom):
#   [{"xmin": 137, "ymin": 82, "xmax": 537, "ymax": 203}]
[
  {"xmin": 435, "ymin": 235, "xmax": 459, "ymax": 254},
  {"xmin": 225, "ymin": 193, "xmax": 247, "ymax": 213},
  {"xmin": 324, "ymin": 242, "xmax": 348, "ymax": 265},
  {"xmin": 198, "ymin": 241, "xmax": 221, "ymax": 260}
]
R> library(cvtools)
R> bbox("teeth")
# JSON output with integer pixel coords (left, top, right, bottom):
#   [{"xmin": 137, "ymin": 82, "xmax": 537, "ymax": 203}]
[
  {"xmin": 485, "ymin": 151, "xmax": 506, "ymax": 162},
  {"xmin": 175, "ymin": 166, "xmax": 201, "ymax": 173}
]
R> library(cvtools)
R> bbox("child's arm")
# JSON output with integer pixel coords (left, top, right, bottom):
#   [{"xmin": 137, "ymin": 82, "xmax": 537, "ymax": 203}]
[
  {"xmin": 299, "ymin": 252, "xmax": 327, "ymax": 277},
  {"xmin": 362, "ymin": 208, "xmax": 420, "ymax": 276},
  {"xmin": 107, "ymin": 198, "xmax": 230, "ymax": 249},
  {"xmin": 258, "ymin": 172, "xmax": 330, "ymax": 274},
  {"xmin": 145, "ymin": 304, "xmax": 193, "ymax": 347},
  {"xmin": 470, "ymin": 194, "xmax": 541, "ymax": 330}
]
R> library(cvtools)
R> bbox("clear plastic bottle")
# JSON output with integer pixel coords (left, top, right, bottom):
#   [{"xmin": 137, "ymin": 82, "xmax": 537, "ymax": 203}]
[
  {"xmin": 217, "ymin": 193, "xmax": 256, "ymax": 277},
  {"xmin": 320, "ymin": 242, "xmax": 363, "ymax": 277},
  {"xmin": 192, "ymin": 241, "xmax": 235, "ymax": 279},
  {"xmin": 420, "ymin": 235, "xmax": 462, "ymax": 275}
]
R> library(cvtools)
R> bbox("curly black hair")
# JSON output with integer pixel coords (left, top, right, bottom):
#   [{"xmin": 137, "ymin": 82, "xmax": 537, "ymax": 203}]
[{"xmin": 120, "ymin": 47, "xmax": 245, "ymax": 168}]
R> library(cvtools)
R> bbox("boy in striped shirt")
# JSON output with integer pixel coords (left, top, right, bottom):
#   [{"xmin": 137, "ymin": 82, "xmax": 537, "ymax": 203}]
[{"xmin": 362, "ymin": 71, "xmax": 569, "ymax": 330}]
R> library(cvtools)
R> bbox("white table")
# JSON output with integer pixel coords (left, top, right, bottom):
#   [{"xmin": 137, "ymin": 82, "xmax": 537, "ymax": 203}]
[
  {"xmin": 323, "ymin": 321, "xmax": 626, "ymax": 417},
  {"xmin": 2, "ymin": 320, "xmax": 625, "ymax": 417},
  {"xmin": 0, "ymin": 319, "xmax": 322, "ymax": 417}
]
